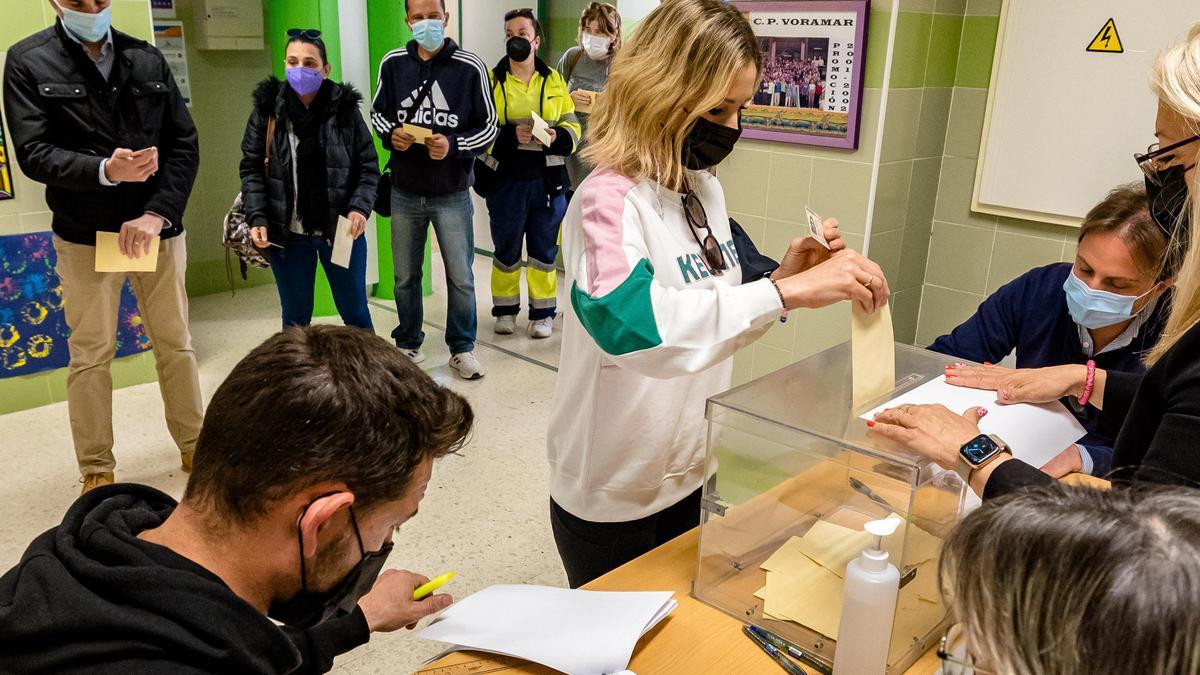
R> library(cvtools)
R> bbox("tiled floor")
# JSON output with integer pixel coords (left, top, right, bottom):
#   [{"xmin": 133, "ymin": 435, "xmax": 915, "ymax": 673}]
[{"xmin": 0, "ymin": 254, "xmax": 570, "ymax": 673}]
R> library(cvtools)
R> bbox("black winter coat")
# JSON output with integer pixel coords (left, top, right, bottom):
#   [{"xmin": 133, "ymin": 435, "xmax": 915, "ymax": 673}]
[
  {"xmin": 2, "ymin": 23, "xmax": 199, "ymax": 245},
  {"xmin": 239, "ymin": 77, "xmax": 379, "ymax": 243}
]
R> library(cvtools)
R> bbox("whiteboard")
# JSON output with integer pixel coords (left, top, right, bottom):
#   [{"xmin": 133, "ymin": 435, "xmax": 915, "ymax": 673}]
[{"xmin": 973, "ymin": 1, "xmax": 1197, "ymax": 227}]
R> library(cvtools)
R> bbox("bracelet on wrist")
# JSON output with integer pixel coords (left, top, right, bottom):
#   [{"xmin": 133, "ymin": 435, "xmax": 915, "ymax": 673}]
[
  {"xmin": 768, "ymin": 278, "xmax": 788, "ymax": 323},
  {"xmin": 1078, "ymin": 360, "xmax": 1097, "ymax": 406}
]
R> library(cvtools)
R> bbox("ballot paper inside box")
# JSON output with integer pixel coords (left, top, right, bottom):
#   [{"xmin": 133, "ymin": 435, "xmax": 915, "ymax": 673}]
[{"xmin": 696, "ymin": 342, "xmax": 970, "ymax": 675}]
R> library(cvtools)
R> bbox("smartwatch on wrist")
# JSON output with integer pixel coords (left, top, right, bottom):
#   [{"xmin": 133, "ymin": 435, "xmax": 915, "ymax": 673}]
[{"xmin": 957, "ymin": 434, "xmax": 1012, "ymax": 481}]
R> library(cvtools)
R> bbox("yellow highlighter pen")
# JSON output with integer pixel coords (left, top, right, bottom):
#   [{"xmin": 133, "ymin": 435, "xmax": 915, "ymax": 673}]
[{"xmin": 412, "ymin": 571, "xmax": 456, "ymax": 601}]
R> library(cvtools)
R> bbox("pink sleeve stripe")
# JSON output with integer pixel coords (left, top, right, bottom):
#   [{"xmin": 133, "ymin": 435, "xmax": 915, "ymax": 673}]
[{"xmin": 579, "ymin": 169, "xmax": 639, "ymax": 296}]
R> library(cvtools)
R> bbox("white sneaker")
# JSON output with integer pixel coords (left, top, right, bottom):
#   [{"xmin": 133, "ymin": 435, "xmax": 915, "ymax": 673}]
[
  {"xmin": 494, "ymin": 315, "xmax": 516, "ymax": 335},
  {"xmin": 400, "ymin": 348, "xmax": 426, "ymax": 364},
  {"xmin": 528, "ymin": 317, "xmax": 554, "ymax": 339},
  {"xmin": 449, "ymin": 351, "xmax": 485, "ymax": 380}
]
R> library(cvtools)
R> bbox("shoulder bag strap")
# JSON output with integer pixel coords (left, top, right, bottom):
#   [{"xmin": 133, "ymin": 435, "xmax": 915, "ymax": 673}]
[{"xmin": 264, "ymin": 116, "xmax": 277, "ymax": 174}]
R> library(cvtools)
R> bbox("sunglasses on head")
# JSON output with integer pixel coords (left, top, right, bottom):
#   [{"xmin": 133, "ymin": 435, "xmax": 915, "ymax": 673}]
[{"xmin": 287, "ymin": 28, "xmax": 323, "ymax": 40}]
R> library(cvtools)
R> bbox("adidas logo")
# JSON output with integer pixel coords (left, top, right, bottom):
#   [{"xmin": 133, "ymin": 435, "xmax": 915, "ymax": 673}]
[{"xmin": 397, "ymin": 81, "xmax": 461, "ymax": 128}]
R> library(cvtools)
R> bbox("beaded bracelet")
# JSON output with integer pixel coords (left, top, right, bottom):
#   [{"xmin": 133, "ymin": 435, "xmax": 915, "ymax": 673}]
[{"xmin": 768, "ymin": 278, "xmax": 788, "ymax": 323}]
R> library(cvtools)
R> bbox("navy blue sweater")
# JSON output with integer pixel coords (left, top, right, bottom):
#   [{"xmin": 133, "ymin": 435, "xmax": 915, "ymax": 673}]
[
  {"xmin": 928, "ymin": 263, "xmax": 1170, "ymax": 475},
  {"xmin": 371, "ymin": 39, "xmax": 498, "ymax": 196}
]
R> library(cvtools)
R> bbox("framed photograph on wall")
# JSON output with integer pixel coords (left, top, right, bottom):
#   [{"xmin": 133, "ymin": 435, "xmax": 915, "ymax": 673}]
[
  {"xmin": 0, "ymin": 111, "xmax": 14, "ymax": 201},
  {"xmin": 734, "ymin": 0, "xmax": 870, "ymax": 149}
]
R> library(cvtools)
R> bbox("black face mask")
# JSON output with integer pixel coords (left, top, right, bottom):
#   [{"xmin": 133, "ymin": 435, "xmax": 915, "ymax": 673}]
[
  {"xmin": 681, "ymin": 117, "xmax": 742, "ymax": 170},
  {"xmin": 268, "ymin": 506, "xmax": 394, "ymax": 629},
  {"xmin": 506, "ymin": 36, "xmax": 533, "ymax": 63},
  {"xmin": 1145, "ymin": 163, "xmax": 1194, "ymax": 238}
]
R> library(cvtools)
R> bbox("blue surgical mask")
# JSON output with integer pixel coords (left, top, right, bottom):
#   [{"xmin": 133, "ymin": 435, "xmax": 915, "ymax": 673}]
[
  {"xmin": 56, "ymin": 0, "xmax": 112, "ymax": 44},
  {"xmin": 1063, "ymin": 271, "xmax": 1157, "ymax": 329},
  {"xmin": 411, "ymin": 19, "xmax": 445, "ymax": 52}
]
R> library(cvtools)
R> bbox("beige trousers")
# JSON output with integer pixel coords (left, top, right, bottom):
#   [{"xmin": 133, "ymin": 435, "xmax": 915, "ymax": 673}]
[{"xmin": 52, "ymin": 233, "xmax": 203, "ymax": 475}]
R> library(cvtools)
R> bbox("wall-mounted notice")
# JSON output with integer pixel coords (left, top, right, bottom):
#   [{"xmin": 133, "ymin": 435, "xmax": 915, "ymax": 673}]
[
  {"xmin": 735, "ymin": 1, "xmax": 870, "ymax": 150},
  {"xmin": 151, "ymin": 0, "xmax": 176, "ymax": 19},
  {"xmin": 153, "ymin": 21, "xmax": 192, "ymax": 106}
]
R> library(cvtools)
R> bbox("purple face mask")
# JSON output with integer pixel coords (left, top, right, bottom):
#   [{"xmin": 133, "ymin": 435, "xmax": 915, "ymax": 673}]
[{"xmin": 286, "ymin": 67, "xmax": 324, "ymax": 96}]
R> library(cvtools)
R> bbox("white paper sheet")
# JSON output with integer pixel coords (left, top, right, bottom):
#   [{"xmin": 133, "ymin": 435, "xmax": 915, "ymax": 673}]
[
  {"xmin": 860, "ymin": 375, "xmax": 1087, "ymax": 469},
  {"xmin": 331, "ymin": 216, "xmax": 354, "ymax": 269},
  {"xmin": 418, "ymin": 584, "xmax": 676, "ymax": 675},
  {"xmin": 531, "ymin": 111, "xmax": 553, "ymax": 146}
]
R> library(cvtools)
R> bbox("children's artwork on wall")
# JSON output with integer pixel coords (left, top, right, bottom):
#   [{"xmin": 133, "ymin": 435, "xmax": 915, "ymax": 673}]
[
  {"xmin": 0, "ymin": 233, "xmax": 151, "ymax": 378},
  {"xmin": 0, "ymin": 111, "xmax": 13, "ymax": 200},
  {"xmin": 734, "ymin": 0, "xmax": 870, "ymax": 149}
]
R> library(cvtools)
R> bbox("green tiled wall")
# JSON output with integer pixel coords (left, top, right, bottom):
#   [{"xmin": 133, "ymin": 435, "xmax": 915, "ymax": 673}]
[
  {"xmin": 914, "ymin": 0, "xmax": 1079, "ymax": 346},
  {"xmin": 1, "ymin": 1, "xmax": 159, "ymax": 414},
  {"xmin": 732, "ymin": 0, "xmax": 985, "ymax": 384}
]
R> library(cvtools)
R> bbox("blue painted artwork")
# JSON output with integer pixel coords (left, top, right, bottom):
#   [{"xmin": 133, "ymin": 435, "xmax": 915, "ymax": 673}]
[{"xmin": 0, "ymin": 232, "xmax": 151, "ymax": 378}]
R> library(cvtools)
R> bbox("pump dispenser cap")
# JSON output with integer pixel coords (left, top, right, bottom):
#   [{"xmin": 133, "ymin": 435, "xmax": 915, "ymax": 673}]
[{"xmin": 860, "ymin": 517, "xmax": 901, "ymax": 571}]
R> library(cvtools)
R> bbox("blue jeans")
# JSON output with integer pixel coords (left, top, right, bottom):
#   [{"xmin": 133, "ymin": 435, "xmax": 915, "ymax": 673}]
[
  {"xmin": 269, "ymin": 232, "xmax": 373, "ymax": 330},
  {"xmin": 390, "ymin": 188, "xmax": 477, "ymax": 354}
]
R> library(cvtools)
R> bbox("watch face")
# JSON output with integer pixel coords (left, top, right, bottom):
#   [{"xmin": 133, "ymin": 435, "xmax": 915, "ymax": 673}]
[{"xmin": 962, "ymin": 435, "xmax": 1001, "ymax": 467}]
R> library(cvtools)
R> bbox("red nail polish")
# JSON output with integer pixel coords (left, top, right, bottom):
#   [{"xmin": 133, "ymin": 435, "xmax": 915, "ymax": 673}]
[
  {"xmin": 978, "ymin": 408, "xmax": 988, "ymax": 418},
  {"xmin": 983, "ymin": 362, "xmax": 992, "ymax": 366},
  {"xmin": 866, "ymin": 421, "xmax": 876, "ymax": 427}
]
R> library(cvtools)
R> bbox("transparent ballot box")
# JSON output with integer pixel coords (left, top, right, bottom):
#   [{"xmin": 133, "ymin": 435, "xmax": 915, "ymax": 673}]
[{"xmin": 695, "ymin": 343, "xmax": 968, "ymax": 673}]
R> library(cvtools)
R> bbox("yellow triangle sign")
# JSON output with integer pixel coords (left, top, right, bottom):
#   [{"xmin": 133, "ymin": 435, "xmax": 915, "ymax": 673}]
[{"xmin": 1087, "ymin": 18, "xmax": 1123, "ymax": 53}]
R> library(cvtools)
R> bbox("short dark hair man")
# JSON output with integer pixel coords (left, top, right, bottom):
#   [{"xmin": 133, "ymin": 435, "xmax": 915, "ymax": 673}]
[
  {"xmin": 0, "ymin": 326, "xmax": 472, "ymax": 673},
  {"xmin": 372, "ymin": 0, "xmax": 498, "ymax": 380},
  {"xmin": 3, "ymin": 0, "xmax": 203, "ymax": 493}
]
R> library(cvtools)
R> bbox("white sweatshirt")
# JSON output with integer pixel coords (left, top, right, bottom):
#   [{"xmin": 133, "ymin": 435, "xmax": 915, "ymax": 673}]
[{"xmin": 547, "ymin": 166, "xmax": 783, "ymax": 523}]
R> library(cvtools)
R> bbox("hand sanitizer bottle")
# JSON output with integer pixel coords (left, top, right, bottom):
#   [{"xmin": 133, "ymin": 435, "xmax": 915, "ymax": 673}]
[{"xmin": 832, "ymin": 517, "xmax": 901, "ymax": 675}]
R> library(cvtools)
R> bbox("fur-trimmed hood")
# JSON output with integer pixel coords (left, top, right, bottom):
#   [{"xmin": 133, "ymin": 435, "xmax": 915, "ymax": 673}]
[{"xmin": 251, "ymin": 76, "xmax": 364, "ymax": 119}]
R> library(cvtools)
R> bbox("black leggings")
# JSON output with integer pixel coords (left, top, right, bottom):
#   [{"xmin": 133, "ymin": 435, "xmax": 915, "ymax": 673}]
[{"xmin": 550, "ymin": 487, "xmax": 704, "ymax": 588}]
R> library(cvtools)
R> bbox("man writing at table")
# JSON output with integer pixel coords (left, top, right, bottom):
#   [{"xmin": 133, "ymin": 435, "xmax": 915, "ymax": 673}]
[
  {"xmin": 0, "ymin": 326, "xmax": 468, "ymax": 673},
  {"xmin": 3, "ymin": 0, "xmax": 202, "ymax": 493}
]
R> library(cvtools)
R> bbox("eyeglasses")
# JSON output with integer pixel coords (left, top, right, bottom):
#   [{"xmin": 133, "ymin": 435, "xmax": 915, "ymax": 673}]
[
  {"xmin": 937, "ymin": 624, "xmax": 992, "ymax": 675},
  {"xmin": 1134, "ymin": 134, "xmax": 1200, "ymax": 184},
  {"xmin": 287, "ymin": 28, "xmax": 323, "ymax": 40},
  {"xmin": 681, "ymin": 191, "xmax": 727, "ymax": 276}
]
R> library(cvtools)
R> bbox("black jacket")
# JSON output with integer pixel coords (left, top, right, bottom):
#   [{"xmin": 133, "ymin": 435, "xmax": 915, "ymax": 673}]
[
  {"xmin": 984, "ymin": 320, "xmax": 1200, "ymax": 500},
  {"xmin": 370, "ymin": 39, "xmax": 498, "ymax": 197},
  {"xmin": 240, "ymin": 77, "xmax": 379, "ymax": 243},
  {"xmin": 2, "ymin": 23, "xmax": 199, "ymax": 245},
  {"xmin": 0, "ymin": 483, "xmax": 369, "ymax": 674}
]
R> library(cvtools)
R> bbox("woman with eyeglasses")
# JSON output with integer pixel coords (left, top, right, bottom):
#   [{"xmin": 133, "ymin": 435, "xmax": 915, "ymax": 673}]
[
  {"xmin": 557, "ymin": 2, "xmax": 622, "ymax": 194},
  {"xmin": 546, "ymin": 0, "xmax": 890, "ymax": 588},
  {"xmin": 870, "ymin": 24, "xmax": 1200, "ymax": 500},
  {"xmin": 927, "ymin": 183, "xmax": 1175, "ymax": 479},
  {"xmin": 935, "ymin": 484, "xmax": 1200, "ymax": 675},
  {"xmin": 240, "ymin": 29, "xmax": 379, "ymax": 330}
]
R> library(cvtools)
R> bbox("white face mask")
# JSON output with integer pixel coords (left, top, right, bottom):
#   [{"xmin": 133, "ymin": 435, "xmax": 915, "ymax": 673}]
[
  {"xmin": 581, "ymin": 33, "xmax": 611, "ymax": 60},
  {"xmin": 55, "ymin": 0, "xmax": 112, "ymax": 43}
]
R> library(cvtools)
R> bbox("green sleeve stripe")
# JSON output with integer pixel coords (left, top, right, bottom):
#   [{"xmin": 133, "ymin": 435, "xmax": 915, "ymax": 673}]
[{"xmin": 570, "ymin": 259, "xmax": 664, "ymax": 356}]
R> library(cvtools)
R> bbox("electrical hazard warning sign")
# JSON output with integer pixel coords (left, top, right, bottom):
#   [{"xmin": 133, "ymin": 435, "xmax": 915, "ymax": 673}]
[{"xmin": 1086, "ymin": 18, "xmax": 1123, "ymax": 54}]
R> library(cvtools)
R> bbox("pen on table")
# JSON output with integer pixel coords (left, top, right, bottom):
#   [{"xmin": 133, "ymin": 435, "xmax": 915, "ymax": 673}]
[
  {"xmin": 412, "ymin": 571, "xmax": 456, "ymax": 601},
  {"xmin": 743, "ymin": 625, "xmax": 807, "ymax": 675},
  {"xmin": 748, "ymin": 625, "xmax": 832, "ymax": 675}
]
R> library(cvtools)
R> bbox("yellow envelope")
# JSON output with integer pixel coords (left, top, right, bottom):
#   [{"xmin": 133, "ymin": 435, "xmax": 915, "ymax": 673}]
[
  {"xmin": 575, "ymin": 89, "xmax": 599, "ymax": 113},
  {"xmin": 403, "ymin": 123, "xmax": 433, "ymax": 145},
  {"xmin": 852, "ymin": 302, "xmax": 895, "ymax": 407},
  {"xmin": 95, "ymin": 231, "xmax": 159, "ymax": 273},
  {"xmin": 763, "ymin": 564, "xmax": 846, "ymax": 640}
]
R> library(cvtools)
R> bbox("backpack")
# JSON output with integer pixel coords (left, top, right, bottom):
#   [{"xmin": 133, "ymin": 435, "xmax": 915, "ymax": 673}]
[{"xmin": 222, "ymin": 117, "xmax": 275, "ymax": 287}]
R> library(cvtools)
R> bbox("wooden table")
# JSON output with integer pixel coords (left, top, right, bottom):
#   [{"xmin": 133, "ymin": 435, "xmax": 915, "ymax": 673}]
[{"xmin": 417, "ymin": 473, "xmax": 1107, "ymax": 675}]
